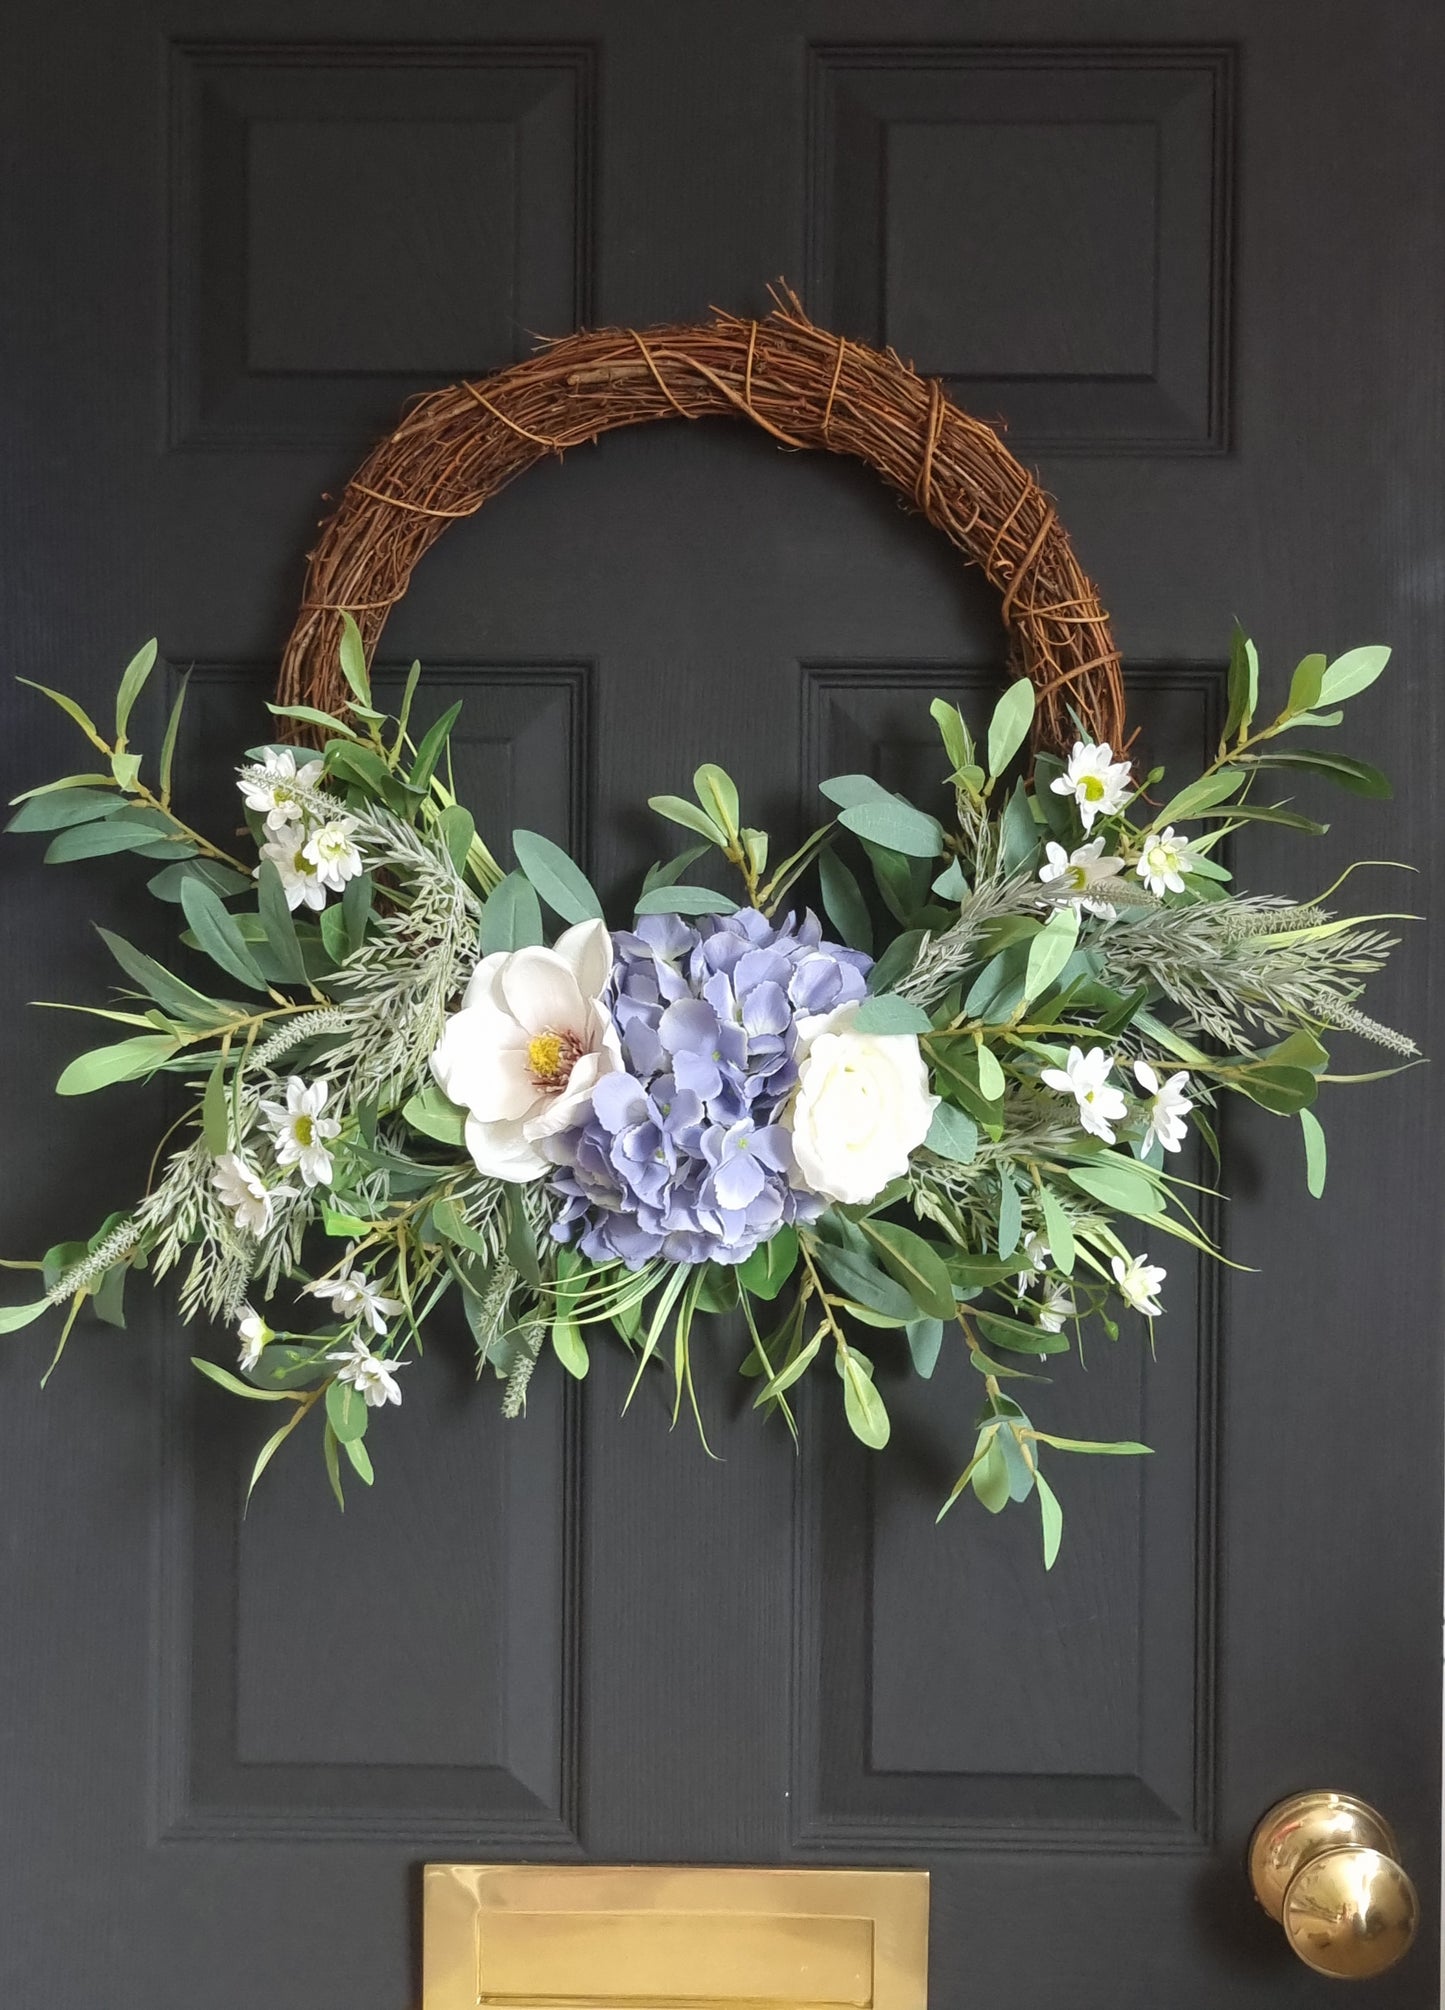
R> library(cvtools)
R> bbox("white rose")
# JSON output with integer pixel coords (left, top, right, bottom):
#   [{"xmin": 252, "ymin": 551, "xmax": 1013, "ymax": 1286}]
[
  {"xmin": 430, "ymin": 918, "xmax": 624, "ymax": 1182},
  {"xmin": 787, "ymin": 1004, "xmax": 939, "ymax": 1206}
]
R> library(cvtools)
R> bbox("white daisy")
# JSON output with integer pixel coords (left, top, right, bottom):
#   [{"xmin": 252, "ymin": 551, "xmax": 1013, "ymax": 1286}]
[
  {"xmin": 1014, "ymin": 1231, "xmax": 1052, "ymax": 1290},
  {"xmin": 1133, "ymin": 1060, "xmax": 1192, "ymax": 1155},
  {"xmin": 1135, "ymin": 826, "xmax": 1199, "ymax": 898},
  {"xmin": 1040, "ymin": 1044, "xmax": 1128, "ymax": 1145},
  {"xmin": 238, "ymin": 749, "xmax": 325, "ymax": 831},
  {"xmin": 236, "ymin": 1305, "xmax": 272, "ymax": 1374},
  {"xmin": 260, "ymin": 1077, "xmax": 341, "ymax": 1188},
  {"xmin": 302, "ymin": 817, "xmax": 364, "ymax": 895},
  {"xmin": 1111, "ymin": 1252, "xmax": 1167, "ymax": 1317},
  {"xmin": 327, "ymin": 1338, "xmax": 407, "ymax": 1407},
  {"xmin": 311, "ymin": 1264, "xmax": 404, "ymax": 1338},
  {"xmin": 259, "ymin": 833, "xmax": 328, "ymax": 912},
  {"xmin": 210, "ymin": 1151, "xmax": 290, "ymax": 1236},
  {"xmin": 1050, "ymin": 741, "xmax": 1134, "ymax": 831},
  {"xmin": 1038, "ymin": 837, "xmax": 1127, "ymax": 918},
  {"xmin": 1037, "ymin": 1281, "xmax": 1078, "ymax": 1334}
]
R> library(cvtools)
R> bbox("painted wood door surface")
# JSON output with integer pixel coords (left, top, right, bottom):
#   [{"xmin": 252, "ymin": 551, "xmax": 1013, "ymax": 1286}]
[{"xmin": 1, "ymin": 3, "xmax": 1440, "ymax": 2004}]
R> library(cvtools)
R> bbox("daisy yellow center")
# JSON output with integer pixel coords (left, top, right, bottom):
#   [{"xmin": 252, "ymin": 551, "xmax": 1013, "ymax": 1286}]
[
  {"xmin": 527, "ymin": 1029, "xmax": 583, "ymax": 1089},
  {"xmin": 293, "ymin": 1114, "xmax": 314, "ymax": 1146},
  {"xmin": 1080, "ymin": 774, "xmax": 1106, "ymax": 802},
  {"xmin": 1064, "ymin": 864, "xmax": 1088, "ymax": 890}
]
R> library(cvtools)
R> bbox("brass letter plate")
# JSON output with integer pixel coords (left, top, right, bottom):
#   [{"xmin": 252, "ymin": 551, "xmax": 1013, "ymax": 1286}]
[{"xmin": 423, "ymin": 1864, "xmax": 929, "ymax": 2010}]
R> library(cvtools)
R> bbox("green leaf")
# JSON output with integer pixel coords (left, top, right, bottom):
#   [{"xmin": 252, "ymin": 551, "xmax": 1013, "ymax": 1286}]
[
  {"xmin": 648, "ymin": 794, "xmax": 728, "ymax": 845},
  {"xmin": 56, "ymin": 1032, "xmax": 179, "ymax": 1094},
  {"xmin": 409, "ymin": 701, "xmax": 463, "ymax": 795},
  {"xmin": 180, "ymin": 877, "xmax": 268, "ymax": 991},
  {"xmin": 1150, "ymin": 768, "xmax": 1244, "ymax": 828},
  {"xmin": 1022, "ymin": 902, "xmax": 1080, "ymax": 1005},
  {"xmin": 7, "ymin": 786, "xmax": 121, "ymax": 833},
  {"xmin": 986, "ymin": 680, "xmax": 1036, "ymax": 780},
  {"xmin": 1286, "ymin": 653, "xmax": 1326, "ymax": 717},
  {"xmin": 1221, "ymin": 625, "xmax": 1259, "ymax": 743},
  {"xmin": 852, "ymin": 993, "xmax": 932, "ymax": 1036},
  {"xmin": 202, "ymin": 1058, "xmax": 231, "ymax": 1155},
  {"xmin": 633, "ymin": 883, "xmax": 738, "ymax": 916},
  {"xmin": 191, "ymin": 1357, "xmax": 293, "ymax": 1402},
  {"xmin": 267, "ymin": 702, "xmax": 362, "ymax": 737},
  {"xmin": 551, "ymin": 1317, "xmax": 589, "ymax": 1378},
  {"xmin": 146, "ymin": 858, "xmax": 252, "ymax": 903},
  {"xmin": 344, "ymin": 1434, "xmax": 375, "ymax": 1484},
  {"xmin": 693, "ymin": 763, "xmax": 740, "ymax": 841},
  {"xmin": 838, "ymin": 799, "xmax": 945, "ymax": 859},
  {"xmin": 1317, "ymin": 644, "xmax": 1390, "ymax": 706},
  {"xmin": 818, "ymin": 848, "xmax": 873, "ymax": 953},
  {"xmin": 1038, "ymin": 1185, "xmax": 1076, "ymax": 1276},
  {"xmin": 932, "ymin": 857, "xmax": 967, "ymax": 902},
  {"xmin": 924, "ymin": 1101, "xmax": 978, "ymax": 1164},
  {"xmin": 1027, "ymin": 1431, "xmax": 1152, "ymax": 1456},
  {"xmin": 737, "ymin": 1225, "xmax": 799, "ymax": 1301},
  {"xmin": 858, "ymin": 1219, "xmax": 955, "ymax": 1320},
  {"xmin": 0, "ymin": 1297, "xmax": 52, "ymax": 1333},
  {"xmin": 326, "ymin": 1377, "xmax": 369, "ymax": 1443},
  {"xmin": 342, "ymin": 871, "xmax": 372, "ymax": 957},
  {"xmin": 840, "ymin": 1351, "xmax": 890, "ymax": 1449},
  {"xmin": 44, "ymin": 819, "xmax": 173, "ymax": 863},
  {"xmin": 17, "ymin": 678, "xmax": 106, "ymax": 749},
  {"xmin": 402, "ymin": 1082, "xmax": 468, "ymax": 1147},
  {"xmin": 811, "ymin": 1242, "xmax": 918, "ymax": 1324},
  {"xmin": 1036, "ymin": 1467, "xmax": 1063, "ymax": 1569},
  {"xmin": 256, "ymin": 860, "xmax": 308, "ymax": 985},
  {"xmin": 439, "ymin": 803, "xmax": 475, "ymax": 877},
  {"xmin": 1299, "ymin": 1106, "xmax": 1327, "ymax": 1198},
  {"xmin": 972, "ymin": 1433, "xmax": 1011, "ymax": 1513},
  {"xmin": 480, "ymin": 870, "xmax": 546, "ymax": 953},
  {"xmin": 974, "ymin": 1310, "xmax": 1070, "ymax": 1356},
  {"xmin": 976, "ymin": 1045, "xmax": 1006, "ymax": 1101},
  {"xmin": 512, "ymin": 828, "xmax": 604, "ymax": 924},
  {"xmin": 110, "ymin": 750, "xmax": 142, "ymax": 791},
  {"xmin": 431, "ymin": 1196, "xmax": 494, "ymax": 1259},
  {"xmin": 930, "ymin": 696, "xmax": 972, "ymax": 772},
  {"xmin": 1237, "ymin": 750, "xmax": 1391, "ymax": 798},
  {"xmin": 905, "ymin": 1317, "xmax": 944, "ymax": 1379},
  {"xmin": 337, "ymin": 611, "xmax": 371, "ymax": 708},
  {"xmin": 114, "ymin": 639, "xmax": 158, "ymax": 746},
  {"xmin": 8, "ymin": 771, "xmax": 115, "ymax": 805},
  {"xmin": 158, "ymin": 670, "xmax": 190, "ymax": 805},
  {"xmin": 996, "ymin": 1178, "xmax": 1022, "ymax": 1260},
  {"xmin": 504, "ymin": 1191, "xmax": 541, "ymax": 1289},
  {"xmin": 1067, "ymin": 1158, "xmax": 1165, "ymax": 1217},
  {"xmin": 642, "ymin": 844, "xmax": 710, "ymax": 894},
  {"xmin": 1230, "ymin": 1063, "xmax": 1319, "ymax": 1114}
]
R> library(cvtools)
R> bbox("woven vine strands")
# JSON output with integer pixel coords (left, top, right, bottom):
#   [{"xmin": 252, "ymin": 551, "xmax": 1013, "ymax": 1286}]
[{"xmin": 278, "ymin": 295, "xmax": 1125, "ymax": 757}]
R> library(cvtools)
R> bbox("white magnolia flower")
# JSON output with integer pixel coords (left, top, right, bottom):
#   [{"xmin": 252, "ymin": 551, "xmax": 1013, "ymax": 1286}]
[
  {"xmin": 431, "ymin": 919, "xmax": 624, "ymax": 1182},
  {"xmin": 1134, "ymin": 1059, "xmax": 1192, "ymax": 1154},
  {"xmin": 259, "ymin": 833, "xmax": 328, "ymax": 912},
  {"xmin": 302, "ymin": 817, "xmax": 364, "ymax": 894},
  {"xmin": 236, "ymin": 1305, "xmax": 272, "ymax": 1374},
  {"xmin": 1050, "ymin": 741, "xmax": 1134, "ymax": 830},
  {"xmin": 1111, "ymin": 1251, "xmax": 1167, "ymax": 1317},
  {"xmin": 327, "ymin": 1338, "xmax": 407, "ymax": 1407},
  {"xmin": 1040, "ymin": 1044, "xmax": 1128, "ymax": 1145},
  {"xmin": 261, "ymin": 1076, "xmax": 341, "ymax": 1187},
  {"xmin": 1037, "ymin": 1281, "xmax": 1078, "ymax": 1334},
  {"xmin": 1135, "ymin": 825, "xmax": 1199, "ymax": 898},
  {"xmin": 210, "ymin": 1151, "xmax": 289, "ymax": 1236},
  {"xmin": 238, "ymin": 749, "xmax": 324, "ymax": 831},
  {"xmin": 787, "ymin": 1002, "xmax": 940, "ymax": 1206},
  {"xmin": 310, "ymin": 1265, "xmax": 404, "ymax": 1337},
  {"xmin": 1038, "ymin": 837, "xmax": 1127, "ymax": 917}
]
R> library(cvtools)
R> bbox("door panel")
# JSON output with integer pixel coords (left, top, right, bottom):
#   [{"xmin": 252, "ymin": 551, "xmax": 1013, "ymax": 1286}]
[{"xmin": 1, "ymin": 4, "xmax": 1440, "ymax": 2006}]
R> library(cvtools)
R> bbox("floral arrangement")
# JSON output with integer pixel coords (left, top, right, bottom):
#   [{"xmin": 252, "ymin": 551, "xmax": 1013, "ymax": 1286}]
[{"xmin": 0, "ymin": 625, "xmax": 1415, "ymax": 1561}]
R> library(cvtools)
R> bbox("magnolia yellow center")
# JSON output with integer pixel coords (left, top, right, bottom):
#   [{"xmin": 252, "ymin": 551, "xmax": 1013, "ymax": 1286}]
[{"xmin": 527, "ymin": 1029, "xmax": 581, "ymax": 1089}]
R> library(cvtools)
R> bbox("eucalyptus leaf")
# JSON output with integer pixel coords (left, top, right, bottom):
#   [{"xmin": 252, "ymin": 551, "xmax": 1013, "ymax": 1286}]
[
  {"xmin": 986, "ymin": 679, "xmax": 1035, "ymax": 780},
  {"xmin": 818, "ymin": 847, "xmax": 873, "ymax": 952},
  {"xmin": 1299, "ymin": 1106, "xmax": 1328, "ymax": 1198},
  {"xmin": 737, "ymin": 1225, "xmax": 798, "ymax": 1301},
  {"xmin": 852, "ymin": 993, "xmax": 932, "ymax": 1036},
  {"xmin": 634, "ymin": 883, "xmax": 738, "ymax": 916},
  {"xmin": 480, "ymin": 870, "xmax": 546, "ymax": 953},
  {"xmin": 857, "ymin": 1220, "xmax": 956, "ymax": 1321},
  {"xmin": 838, "ymin": 799, "xmax": 945, "ymax": 859},
  {"xmin": 512, "ymin": 828, "xmax": 604, "ymax": 924},
  {"xmin": 840, "ymin": 1352, "xmax": 890, "ymax": 1449},
  {"xmin": 401, "ymin": 1082, "xmax": 468, "ymax": 1147},
  {"xmin": 905, "ymin": 1317, "xmax": 944, "ymax": 1379},
  {"xmin": 924, "ymin": 1101, "xmax": 978, "ymax": 1164}
]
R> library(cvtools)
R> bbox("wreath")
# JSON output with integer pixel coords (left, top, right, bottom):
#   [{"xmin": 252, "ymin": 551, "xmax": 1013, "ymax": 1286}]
[{"xmin": 1, "ymin": 302, "xmax": 1416, "ymax": 1565}]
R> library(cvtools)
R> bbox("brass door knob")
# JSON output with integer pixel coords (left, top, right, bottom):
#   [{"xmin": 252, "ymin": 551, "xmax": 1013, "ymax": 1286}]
[{"xmin": 1249, "ymin": 1792, "xmax": 1419, "ymax": 1979}]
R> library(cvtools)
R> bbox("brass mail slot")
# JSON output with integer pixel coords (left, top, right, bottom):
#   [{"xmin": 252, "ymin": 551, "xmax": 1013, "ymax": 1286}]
[{"xmin": 423, "ymin": 1864, "xmax": 930, "ymax": 2010}]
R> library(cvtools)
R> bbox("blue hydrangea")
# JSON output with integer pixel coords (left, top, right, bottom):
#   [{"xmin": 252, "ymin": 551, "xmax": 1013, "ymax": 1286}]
[{"xmin": 547, "ymin": 908, "xmax": 872, "ymax": 1268}]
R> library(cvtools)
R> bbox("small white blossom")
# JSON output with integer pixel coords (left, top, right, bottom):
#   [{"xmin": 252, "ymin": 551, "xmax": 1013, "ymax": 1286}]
[
  {"xmin": 1037, "ymin": 1281, "xmax": 1078, "ymax": 1334},
  {"xmin": 1038, "ymin": 837, "xmax": 1127, "ymax": 918},
  {"xmin": 1014, "ymin": 1232, "xmax": 1052, "ymax": 1290},
  {"xmin": 1050, "ymin": 741, "xmax": 1134, "ymax": 831},
  {"xmin": 1040, "ymin": 1044, "xmax": 1128, "ymax": 1145},
  {"xmin": 238, "ymin": 749, "xmax": 324, "ymax": 830},
  {"xmin": 236, "ymin": 1305, "xmax": 272, "ymax": 1373},
  {"xmin": 311, "ymin": 1264, "xmax": 404, "ymax": 1337},
  {"xmin": 210, "ymin": 1151, "xmax": 290, "ymax": 1236},
  {"xmin": 261, "ymin": 1077, "xmax": 341, "ymax": 1188},
  {"xmin": 327, "ymin": 1338, "xmax": 407, "ymax": 1407},
  {"xmin": 1135, "ymin": 825, "xmax": 1199, "ymax": 898},
  {"xmin": 259, "ymin": 833, "xmax": 328, "ymax": 912},
  {"xmin": 1111, "ymin": 1252, "xmax": 1167, "ymax": 1317},
  {"xmin": 1134, "ymin": 1060, "xmax": 1192, "ymax": 1154},
  {"xmin": 302, "ymin": 817, "xmax": 364, "ymax": 895}
]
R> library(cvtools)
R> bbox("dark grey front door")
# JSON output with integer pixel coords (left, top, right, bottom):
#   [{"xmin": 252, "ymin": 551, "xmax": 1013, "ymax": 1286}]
[{"xmin": 1, "ymin": 4, "xmax": 1440, "ymax": 2005}]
